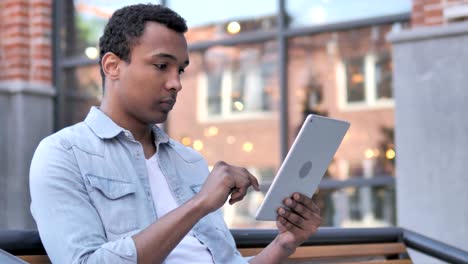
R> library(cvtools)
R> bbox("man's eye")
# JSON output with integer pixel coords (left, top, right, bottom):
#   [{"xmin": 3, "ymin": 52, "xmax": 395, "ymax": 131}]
[{"xmin": 154, "ymin": 64, "xmax": 167, "ymax": 70}]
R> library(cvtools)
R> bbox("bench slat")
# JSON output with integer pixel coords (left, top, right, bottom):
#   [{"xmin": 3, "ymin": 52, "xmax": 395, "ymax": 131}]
[
  {"xmin": 239, "ymin": 242, "xmax": 409, "ymax": 260},
  {"xmin": 334, "ymin": 260, "xmax": 413, "ymax": 264},
  {"xmin": 18, "ymin": 243, "xmax": 410, "ymax": 263},
  {"xmin": 18, "ymin": 255, "xmax": 51, "ymax": 264}
]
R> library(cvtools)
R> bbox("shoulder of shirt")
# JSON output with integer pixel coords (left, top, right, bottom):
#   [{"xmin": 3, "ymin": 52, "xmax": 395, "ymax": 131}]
[
  {"xmin": 39, "ymin": 121, "xmax": 102, "ymax": 156},
  {"xmin": 167, "ymin": 139, "xmax": 205, "ymax": 163}
]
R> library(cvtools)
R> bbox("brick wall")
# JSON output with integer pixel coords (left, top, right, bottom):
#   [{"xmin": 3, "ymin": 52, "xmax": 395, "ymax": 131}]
[
  {"xmin": 0, "ymin": 0, "xmax": 52, "ymax": 84},
  {"xmin": 412, "ymin": 0, "xmax": 468, "ymax": 27}
]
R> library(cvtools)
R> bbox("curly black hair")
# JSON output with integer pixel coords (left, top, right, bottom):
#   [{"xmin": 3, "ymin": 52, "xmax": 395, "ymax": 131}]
[{"xmin": 98, "ymin": 4, "xmax": 188, "ymax": 88}]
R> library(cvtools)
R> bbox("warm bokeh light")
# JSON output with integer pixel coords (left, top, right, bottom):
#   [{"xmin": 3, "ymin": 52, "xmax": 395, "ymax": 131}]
[
  {"xmin": 227, "ymin": 21, "xmax": 241, "ymax": 34},
  {"xmin": 351, "ymin": 73, "xmax": 364, "ymax": 83},
  {"xmin": 85, "ymin": 47, "xmax": 99, "ymax": 59},
  {"xmin": 204, "ymin": 126, "xmax": 219, "ymax": 137},
  {"xmin": 181, "ymin": 136, "xmax": 192, "ymax": 146},
  {"xmin": 193, "ymin": 140, "xmax": 204, "ymax": 151},
  {"xmin": 364, "ymin": 148, "xmax": 374, "ymax": 159},
  {"xmin": 242, "ymin": 142, "xmax": 254, "ymax": 152},
  {"xmin": 234, "ymin": 101, "xmax": 244, "ymax": 111},
  {"xmin": 386, "ymin": 149, "xmax": 396, "ymax": 160}
]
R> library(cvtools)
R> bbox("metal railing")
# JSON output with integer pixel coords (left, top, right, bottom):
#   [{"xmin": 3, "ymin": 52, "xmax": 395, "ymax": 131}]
[{"xmin": 1, "ymin": 227, "xmax": 467, "ymax": 263}]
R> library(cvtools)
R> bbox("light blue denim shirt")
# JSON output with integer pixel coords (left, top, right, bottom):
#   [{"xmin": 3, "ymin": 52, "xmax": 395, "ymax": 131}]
[{"xmin": 30, "ymin": 107, "xmax": 248, "ymax": 264}]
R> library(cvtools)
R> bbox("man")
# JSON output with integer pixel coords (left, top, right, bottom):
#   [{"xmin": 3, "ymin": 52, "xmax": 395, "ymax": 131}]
[{"xmin": 30, "ymin": 4, "xmax": 322, "ymax": 264}]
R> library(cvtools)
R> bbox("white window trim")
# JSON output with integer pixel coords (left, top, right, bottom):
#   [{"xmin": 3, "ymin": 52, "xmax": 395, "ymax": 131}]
[
  {"xmin": 197, "ymin": 72, "xmax": 275, "ymax": 123},
  {"xmin": 337, "ymin": 54, "xmax": 394, "ymax": 112}
]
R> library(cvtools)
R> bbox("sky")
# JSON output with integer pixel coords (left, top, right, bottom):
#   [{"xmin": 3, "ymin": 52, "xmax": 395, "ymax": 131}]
[{"xmin": 75, "ymin": 0, "xmax": 412, "ymax": 27}]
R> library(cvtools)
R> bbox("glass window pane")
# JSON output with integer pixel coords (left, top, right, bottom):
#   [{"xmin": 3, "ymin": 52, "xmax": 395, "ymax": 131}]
[
  {"xmin": 345, "ymin": 57, "xmax": 365, "ymax": 103},
  {"xmin": 62, "ymin": 64, "xmax": 102, "ymax": 126},
  {"xmin": 201, "ymin": 43, "xmax": 278, "ymax": 119},
  {"xmin": 167, "ymin": 44, "xmax": 280, "ymax": 228},
  {"xmin": 167, "ymin": 0, "xmax": 277, "ymax": 28},
  {"xmin": 287, "ymin": 22, "xmax": 397, "ymax": 227},
  {"xmin": 64, "ymin": 0, "xmax": 162, "ymax": 57},
  {"xmin": 169, "ymin": 0, "xmax": 276, "ymax": 34},
  {"xmin": 319, "ymin": 185, "xmax": 395, "ymax": 227},
  {"xmin": 286, "ymin": 0, "xmax": 411, "ymax": 27},
  {"xmin": 375, "ymin": 53, "xmax": 393, "ymax": 100}
]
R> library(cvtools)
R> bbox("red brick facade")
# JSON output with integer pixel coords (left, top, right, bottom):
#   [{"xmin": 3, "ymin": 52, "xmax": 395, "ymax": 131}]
[
  {"xmin": 0, "ymin": 0, "xmax": 52, "ymax": 84},
  {"xmin": 412, "ymin": 0, "xmax": 468, "ymax": 27}
]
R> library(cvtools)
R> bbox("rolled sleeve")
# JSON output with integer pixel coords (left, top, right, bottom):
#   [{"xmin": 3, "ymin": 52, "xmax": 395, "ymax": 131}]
[{"xmin": 30, "ymin": 136, "xmax": 137, "ymax": 264}]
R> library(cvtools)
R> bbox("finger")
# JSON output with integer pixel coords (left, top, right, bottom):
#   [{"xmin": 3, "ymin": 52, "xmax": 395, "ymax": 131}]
[
  {"xmin": 293, "ymin": 193, "xmax": 320, "ymax": 213},
  {"xmin": 236, "ymin": 167, "xmax": 260, "ymax": 191},
  {"xmin": 277, "ymin": 215, "xmax": 300, "ymax": 232},
  {"xmin": 231, "ymin": 187, "xmax": 247, "ymax": 200},
  {"xmin": 278, "ymin": 207, "xmax": 304, "ymax": 229},
  {"xmin": 248, "ymin": 173, "xmax": 260, "ymax": 191},
  {"xmin": 284, "ymin": 198, "xmax": 314, "ymax": 219},
  {"xmin": 229, "ymin": 196, "xmax": 245, "ymax": 204},
  {"xmin": 231, "ymin": 166, "xmax": 259, "ymax": 191},
  {"xmin": 229, "ymin": 187, "xmax": 248, "ymax": 204}
]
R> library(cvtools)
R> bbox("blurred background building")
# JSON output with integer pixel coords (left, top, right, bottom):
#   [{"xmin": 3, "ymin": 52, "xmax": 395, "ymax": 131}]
[
  {"xmin": 1, "ymin": 1, "xmax": 468, "ymax": 262},
  {"xmin": 54, "ymin": 0, "xmax": 410, "ymax": 229}
]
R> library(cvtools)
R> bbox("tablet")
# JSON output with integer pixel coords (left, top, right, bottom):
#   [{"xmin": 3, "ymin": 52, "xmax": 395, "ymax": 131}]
[{"xmin": 255, "ymin": 114, "xmax": 350, "ymax": 221}]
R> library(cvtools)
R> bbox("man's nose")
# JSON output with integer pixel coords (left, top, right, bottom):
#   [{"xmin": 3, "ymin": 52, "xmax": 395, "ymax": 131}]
[{"xmin": 165, "ymin": 72, "xmax": 182, "ymax": 92}]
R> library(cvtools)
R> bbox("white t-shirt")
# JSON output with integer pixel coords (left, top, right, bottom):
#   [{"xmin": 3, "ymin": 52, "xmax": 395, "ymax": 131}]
[{"xmin": 145, "ymin": 153, "xmax": 214, "ymax": 264}]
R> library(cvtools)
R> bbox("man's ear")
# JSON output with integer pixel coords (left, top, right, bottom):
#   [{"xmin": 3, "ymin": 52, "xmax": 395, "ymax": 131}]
[{"xmin": 101, "ymin": 52, "xmax": 121, "ymax": 81}]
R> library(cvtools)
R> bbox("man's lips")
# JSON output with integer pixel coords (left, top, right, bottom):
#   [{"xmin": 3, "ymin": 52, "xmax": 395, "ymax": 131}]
[{"xmin": 159, "ymin": 99, "xmax": 176, "ymax": 110}]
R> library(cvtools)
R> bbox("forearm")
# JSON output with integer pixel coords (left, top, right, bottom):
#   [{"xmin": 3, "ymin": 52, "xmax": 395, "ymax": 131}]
[
  {"xmin": 248, "ymin": 236, "xmax": 296, "ymax": 264},
  {"xmin": 132, "ymin": 195, "xmax": 208, "ymax": 263}
]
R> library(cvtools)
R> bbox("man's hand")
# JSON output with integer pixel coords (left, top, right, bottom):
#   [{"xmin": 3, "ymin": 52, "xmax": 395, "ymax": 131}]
[
  {"xmin": 275, "ymin": 192, "xmax": 322, "ymax": 253},
  {"xmin": 195, "ymin": 161, "xmax": 260, "ymax": 214}
]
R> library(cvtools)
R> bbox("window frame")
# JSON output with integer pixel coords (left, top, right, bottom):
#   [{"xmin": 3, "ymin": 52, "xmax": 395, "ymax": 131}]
[{"xmin": 337, "ymin": 53, "xmax": 394, "ymax": 112}]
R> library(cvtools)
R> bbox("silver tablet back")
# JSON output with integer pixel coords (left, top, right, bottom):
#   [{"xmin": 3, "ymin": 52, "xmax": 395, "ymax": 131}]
[{"xmin": 255, "ymin": 114, "xmax": 350, "ymax": 221}]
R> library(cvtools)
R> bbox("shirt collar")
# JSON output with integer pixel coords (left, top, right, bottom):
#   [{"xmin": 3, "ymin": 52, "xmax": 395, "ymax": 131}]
[
  {"xmin": 84, "ymin": 106, "xmax": 170, "ymax": 144},
  {"xmin": 84, "ymin": 107, "xmax": 124, "ymax": 139},
  {"xmin": 151, "ymin": 124, "xmax": 170, "ymax": 144}
]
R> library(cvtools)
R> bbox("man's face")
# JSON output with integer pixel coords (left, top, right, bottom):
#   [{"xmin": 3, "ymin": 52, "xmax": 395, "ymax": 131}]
[{"xmin": 115, "ymin": 22, "xmax": 189, "ymax": 124}]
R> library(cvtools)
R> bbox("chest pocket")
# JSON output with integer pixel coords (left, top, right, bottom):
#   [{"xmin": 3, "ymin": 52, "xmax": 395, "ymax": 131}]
[{"xmin": 87, "ymin": 174, "xmax": 138, "ymax": 236}]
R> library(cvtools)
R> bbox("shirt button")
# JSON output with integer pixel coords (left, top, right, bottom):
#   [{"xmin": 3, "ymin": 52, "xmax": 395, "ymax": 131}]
[{"xmin": 126, "ymin": 250, "xmax": 133, "ymax": 257}]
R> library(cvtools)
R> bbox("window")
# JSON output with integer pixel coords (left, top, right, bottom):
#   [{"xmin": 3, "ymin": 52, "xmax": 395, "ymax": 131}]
[
  {"xmin": 345, "ymin": 57, "xmax": 366, "ymax": 103},
  {"xmin": 375, "ymin": 53, "xmax": 392, "ymax": 100},
  {"xmin": 338, "ymin": 53, "xmax": 393, "ymax": 109},
  {"xmin": 168, "ymin": 0, "xmax": 276, "ymax": 29},
  {"xmin": 198, "ymin": 43, "xmax": 278, "ymax": 120},
  {"xmin": 286, "ymin": 0, "xmax": 411, "ymax": 27}
]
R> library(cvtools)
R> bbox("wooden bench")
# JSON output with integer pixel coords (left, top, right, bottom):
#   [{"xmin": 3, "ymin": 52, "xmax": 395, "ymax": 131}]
[
  {"xmin": 234, "ymin": 228, "xmax": 412, "ymax": 264},
  {"xmin": 3, "ymin": 227, "xmax": 468, "ymax": 263},
  {"xmin": 12, "ymin": 245, "xmax": 411, "ymax": 264},
  {"xmin": 15, "ymin": 244, "xmax": 411, "ymax": 264},
  {"xmin": 239, "ymin": 243, "xmax": 411, "ymax": 263}
]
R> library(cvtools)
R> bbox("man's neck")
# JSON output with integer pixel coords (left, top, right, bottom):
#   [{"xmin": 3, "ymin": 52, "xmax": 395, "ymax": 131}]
[{"xmin": 100, "ymin": 100, "xmax": 153, "ymax": 144}]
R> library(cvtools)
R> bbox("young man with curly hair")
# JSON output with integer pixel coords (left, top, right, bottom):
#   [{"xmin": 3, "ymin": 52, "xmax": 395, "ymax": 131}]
[{"xmin": 30, "ymin": 4, "xmax": 321, "ymax": 263}]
